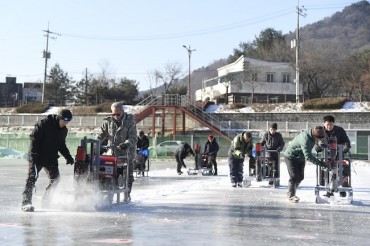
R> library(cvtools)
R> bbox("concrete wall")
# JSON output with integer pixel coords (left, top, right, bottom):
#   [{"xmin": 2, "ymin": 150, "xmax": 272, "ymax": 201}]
[{"xmin": 218, "ymin": 112, "xmax": 370, "ymax": 124}]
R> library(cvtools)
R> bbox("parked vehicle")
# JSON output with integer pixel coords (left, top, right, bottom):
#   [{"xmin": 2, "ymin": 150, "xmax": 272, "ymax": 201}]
[{"xmin": 154, "ymin": 140, "xmax": 186, "ymax": 156}]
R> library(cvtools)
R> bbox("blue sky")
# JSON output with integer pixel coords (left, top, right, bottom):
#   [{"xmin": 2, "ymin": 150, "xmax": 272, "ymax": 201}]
[{"xmin": 0, "ymin": 0, "xmax": 365, "ymax": 91}]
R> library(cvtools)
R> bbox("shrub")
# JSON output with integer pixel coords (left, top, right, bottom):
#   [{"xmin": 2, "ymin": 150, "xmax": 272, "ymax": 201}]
[
  {"xmin": 229, "ymin": 103, "xmax": 247, "ymax": 109},
  {"xmin": 93, "ymin": 102, "xmax": 114, "ymax": 113},
  {"xmin": 302, "ymin": 97, "xmax": 348, "ymax": 110},
  {"xmin": 16, "ymin": 103, "xmax": 50, "ymax": 113}
]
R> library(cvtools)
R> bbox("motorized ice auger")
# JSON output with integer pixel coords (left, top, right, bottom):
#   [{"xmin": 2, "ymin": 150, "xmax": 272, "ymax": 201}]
[
  {"xmin": 187, "ymin": 144, "xmax": 213, "ymax": 176},
  {"xmin": 253, "ymin": 143, "xmax": 280, "ymax": 188},
  {"xmin": 315, "ymin": 136, "xmax": 353, "ymax": 204},
  {"xmin": 74, "ymin": 137, "xmax": 130, "ymax": 208}
]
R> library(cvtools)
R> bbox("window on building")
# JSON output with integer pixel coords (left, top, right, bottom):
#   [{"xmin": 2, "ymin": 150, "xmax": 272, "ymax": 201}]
[
  {"xmin": 241, "ymin": 96, "xmax": 248, "ymax": 104},
  {"xmin": 282, "ymin": 74, "xmax": 291, "ymax": 83},
  {"xmin": 266, "ymin": 73, "xmax": 274, "ymax": 82}
]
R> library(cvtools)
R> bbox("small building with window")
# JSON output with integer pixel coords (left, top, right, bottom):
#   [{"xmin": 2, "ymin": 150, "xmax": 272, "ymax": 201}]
[{"xmin": 195, "ymin": 55, "xmax": 301, "ymax": 104}]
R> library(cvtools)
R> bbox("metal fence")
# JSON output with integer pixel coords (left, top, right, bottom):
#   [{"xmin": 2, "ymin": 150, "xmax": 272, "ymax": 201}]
[{"xmin": 1, "ymin": 114, "xmax": 369, "ymax": 159}]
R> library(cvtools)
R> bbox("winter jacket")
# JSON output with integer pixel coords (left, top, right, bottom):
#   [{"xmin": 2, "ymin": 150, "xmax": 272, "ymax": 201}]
[
  {"xmin": 260, "ymin": 131, "xmax": 285, "ymax": 151},
  {"xmin": 204, "ymin": 139, "xmax": 219, "ymax": 156},
  {"xmin": 175, "ymin": 143, "xmax": 195, "ymax": 160},
  {"xmin": 325, "ymin": 125, "xmax": 351, "ymax": 148},
  {"xmin": 97, "ymin": 112, "xmax": 137, "ymax": 161},
  {"xmin": 28, "ymin": 114, "xmax": 73, "ymax": 165},
  {"xmin": 283, "ymin": 129, "xmax": 322, "ymax": 166},
  {"xmin": 229, "ymin": 132, "xmax": 253, "ymax": 159},
  {"xmin": 137, "ymin": 135, "xmax": 149, "ymax": 150}
]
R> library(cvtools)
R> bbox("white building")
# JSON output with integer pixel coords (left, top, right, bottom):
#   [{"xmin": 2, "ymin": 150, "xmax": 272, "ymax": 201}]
[{"xmin": 195, "ymin": 56, "xmax": 301, "ymax": 104}]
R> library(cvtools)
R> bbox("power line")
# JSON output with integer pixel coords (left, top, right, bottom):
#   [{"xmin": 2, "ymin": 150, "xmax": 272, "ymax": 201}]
[{"xmin": 57, "ymin": 2, "xmax": 356, "ymax": 42}]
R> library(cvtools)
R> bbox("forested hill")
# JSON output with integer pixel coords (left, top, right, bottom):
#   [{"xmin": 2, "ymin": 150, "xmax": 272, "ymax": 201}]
[
  {"xmin": 142, "ymin": 1, "xmax": 370, "ymax": 96},
  {"xmin": 297, "ymin": 0, "xmax": 370, "ymax": 55}
]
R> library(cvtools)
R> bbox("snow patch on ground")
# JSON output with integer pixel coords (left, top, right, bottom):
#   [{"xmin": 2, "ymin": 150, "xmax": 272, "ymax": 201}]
[{"xmin": 206, "ymin": 101, "xmax": 370, "ymax": 113}]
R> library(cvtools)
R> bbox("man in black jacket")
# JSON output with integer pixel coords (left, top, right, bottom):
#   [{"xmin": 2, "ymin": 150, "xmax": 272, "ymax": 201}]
[
  {"xmin": 21, "ymin": 109, "xmax": 75, "ymax": 212},
  {"xmin": 260, "ymin": 123, "xmax": 285, "ymax": 178},
  {"xmin": 203, "ymin": 135, "xmax": 220, "ymax": 175},
  {"xmin": 136, "ymin": 130, "xmax": 150, "ymax": 175},
  {"xmin": 175, "ymin": 143, "xmax": 195, "ymax": 175},
  {"xmin": 315, "ymin": 115, "xmax": 351, "ymax": 154}
]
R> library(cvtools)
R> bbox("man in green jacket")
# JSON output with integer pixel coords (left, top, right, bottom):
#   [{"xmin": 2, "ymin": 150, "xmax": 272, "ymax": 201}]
[
  {"xmin": 283, "ymin": 126, "xmax": 329, "ymax": 203},
  {"xmin": 228, "ymin": 132, "xmax": 253, "ymax": 187}
]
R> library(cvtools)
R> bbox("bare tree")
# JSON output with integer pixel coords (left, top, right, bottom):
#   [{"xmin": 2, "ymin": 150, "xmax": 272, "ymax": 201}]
[
  {"xmin": 241, "ymin": 61, "xmax": 261, "ymax": 104},
  {"xmin": 152, "ymin": 62, "xmax": 183, "ymax": 94}
]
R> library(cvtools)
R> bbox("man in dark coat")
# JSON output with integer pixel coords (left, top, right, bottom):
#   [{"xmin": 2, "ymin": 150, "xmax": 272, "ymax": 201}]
[
  {"xmin": 22, "ymin": 109, "xmax": 75, "ymax": 212},
  {"xmin": 136, "ymin": 130, "xmax": 150, "ymax": 175},
  {"xmin": 137, "ymin": 130, "xmax": 149, "ymax": 151},
  {"xmin": 228, "ymin": 132, "xmax": 253, "ymax": 187},
  {"xmin": 175, "ymin": 143, "xmax": 195, "ymax": 175},
  {"xmin": 260, "ymin": 123, "xmax": 285, "ymax": 178},
  {"xmin": 203, "ymin": 134, "xmax": 219, "ymax": 175},
  {"xmin": 315, "ymin": 115, "xmax": 351, "ymax": 154}
]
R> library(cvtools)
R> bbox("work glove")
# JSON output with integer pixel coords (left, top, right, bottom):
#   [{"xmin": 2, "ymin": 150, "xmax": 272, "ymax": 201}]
[
  {"xmin": 314, "ymin": 144, "xmax": 322, "ymax": 153},
  {"xmin": 66, "ymin": 156, "xmax": 75, "ymax": 165},
  {"xmin": 343, "ymin": 144, "xmax": 350, "ymax": 154},
  {"xmin": 119, "ymin": 142, "xmax": 129, "ymax": 150},
  {"xmin": 319, "ymin": 161, "xmax": 331, "ymax": 171}
]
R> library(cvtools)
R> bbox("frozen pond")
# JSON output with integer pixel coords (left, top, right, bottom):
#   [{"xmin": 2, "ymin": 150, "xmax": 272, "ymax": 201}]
[{"xmin": 1, "ymin": 158, "xmax": 370, "ymax": 245}]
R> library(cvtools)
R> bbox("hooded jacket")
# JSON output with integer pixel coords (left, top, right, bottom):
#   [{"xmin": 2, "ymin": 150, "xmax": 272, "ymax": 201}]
[
  {"xmin": 204, "ymin": 138, "xmax": 219, "ymax": 156},
  {"xmin": 97, "ymin": 112, "xmax": 137, "ymax": 160},
  {"xmin": 260, "ymin": 131, "xmax": 285, "ymax": 151},
  {"xmin": 175, "ymin": 143, "xmax": 195, "ymax": 160},
  {"xmin": 28, "ymin": 114, "xmax": 72, "ymax": 165},
  {"xmin": 283, "ymin": 129, "xmax": 322, "ymax": 166},
  {"xmin": 229, "ymin": 132, "xmax": 253, "ymax": 159}
]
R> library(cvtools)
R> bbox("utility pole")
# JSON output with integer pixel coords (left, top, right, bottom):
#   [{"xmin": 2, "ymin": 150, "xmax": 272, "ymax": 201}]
[
  {"xmin": 294, "ymin": 1, "xmax": 306, "ymax": 104},
  {"xmin": 42, "ymin": 23, "xmax": 60, "ymax": 103},
  {"xmin": 85, "ymin": 68, "xmax": 89, "ymax": 105},
  {"xmin": 182, "ymin": 45, "xmax": 196, "ymax": 101}
]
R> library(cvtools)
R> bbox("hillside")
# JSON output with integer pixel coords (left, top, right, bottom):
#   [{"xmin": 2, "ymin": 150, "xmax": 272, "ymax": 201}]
[
  {"xmin": 299, "ymin": 1, "xmax": 370, "ymax": 55},
  {"xmin": 150, "ymin": 1, "xmax": 370, "ymax": 96}
]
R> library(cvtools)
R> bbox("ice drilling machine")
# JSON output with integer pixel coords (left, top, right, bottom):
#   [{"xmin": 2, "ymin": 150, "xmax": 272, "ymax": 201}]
[
  {"xmin": 315, "ymin": 136, "xmax": 353, "ymax": 204},
  {"xmin": 251, "ymin": 143, "xmax": 280, "ymax": 188},
  {"xmin": 74, "ymin": 137, "xmax": 131, "ymax": 208}
]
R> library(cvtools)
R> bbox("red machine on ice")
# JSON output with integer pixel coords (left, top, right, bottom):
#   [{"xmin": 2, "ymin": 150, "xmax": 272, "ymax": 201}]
[{"xmin": 74, "ymin": 137, "xmax": 130, "ymax": 208}]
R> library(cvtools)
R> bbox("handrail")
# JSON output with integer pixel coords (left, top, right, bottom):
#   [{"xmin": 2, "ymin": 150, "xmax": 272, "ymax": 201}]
[{"xmin": 133, "ymin": 94, "xmax": 243, "ymax": 140}]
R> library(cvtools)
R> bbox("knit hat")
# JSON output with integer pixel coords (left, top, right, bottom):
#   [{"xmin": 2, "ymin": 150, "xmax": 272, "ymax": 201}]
[
  {"xmin": 58, "ymin": 109, "xmax": 73, "ymax": 122},
  {"xmin": 270, "ymin": 123, "xmax": 277, "ymax": 130},
  {"xmin": 312, "ymin": 126, "xmax": 325, "ymax": 138}
]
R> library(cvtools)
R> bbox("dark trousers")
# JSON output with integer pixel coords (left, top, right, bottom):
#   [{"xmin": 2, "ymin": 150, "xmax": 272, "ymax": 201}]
[
  {"xmin": 269, "ymin": 152, "xmax": 279, "ymax": 177},
  {"xmin": 208, "ymin": 154, "xmax": 218, "ymax": 174},
  {"xmin": 22, "ymin": 162, "xmax": 60, "ymax": 205},
  {"xmin": 228, "ymin": 154, "xmax": 244, "ymax": 183},
  {"xmin": 285, "ymin": 157, "xmax": 305, "ymax": 198},
  {"xmin": 175, "ymin": 153, "xmax": 186, "ymax": 173}
]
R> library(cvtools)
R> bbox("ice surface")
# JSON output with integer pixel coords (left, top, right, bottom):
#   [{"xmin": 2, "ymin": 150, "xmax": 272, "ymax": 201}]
[{"xmin": 0, "ymin": 158, "xmax": 370, "ymax": 245}]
